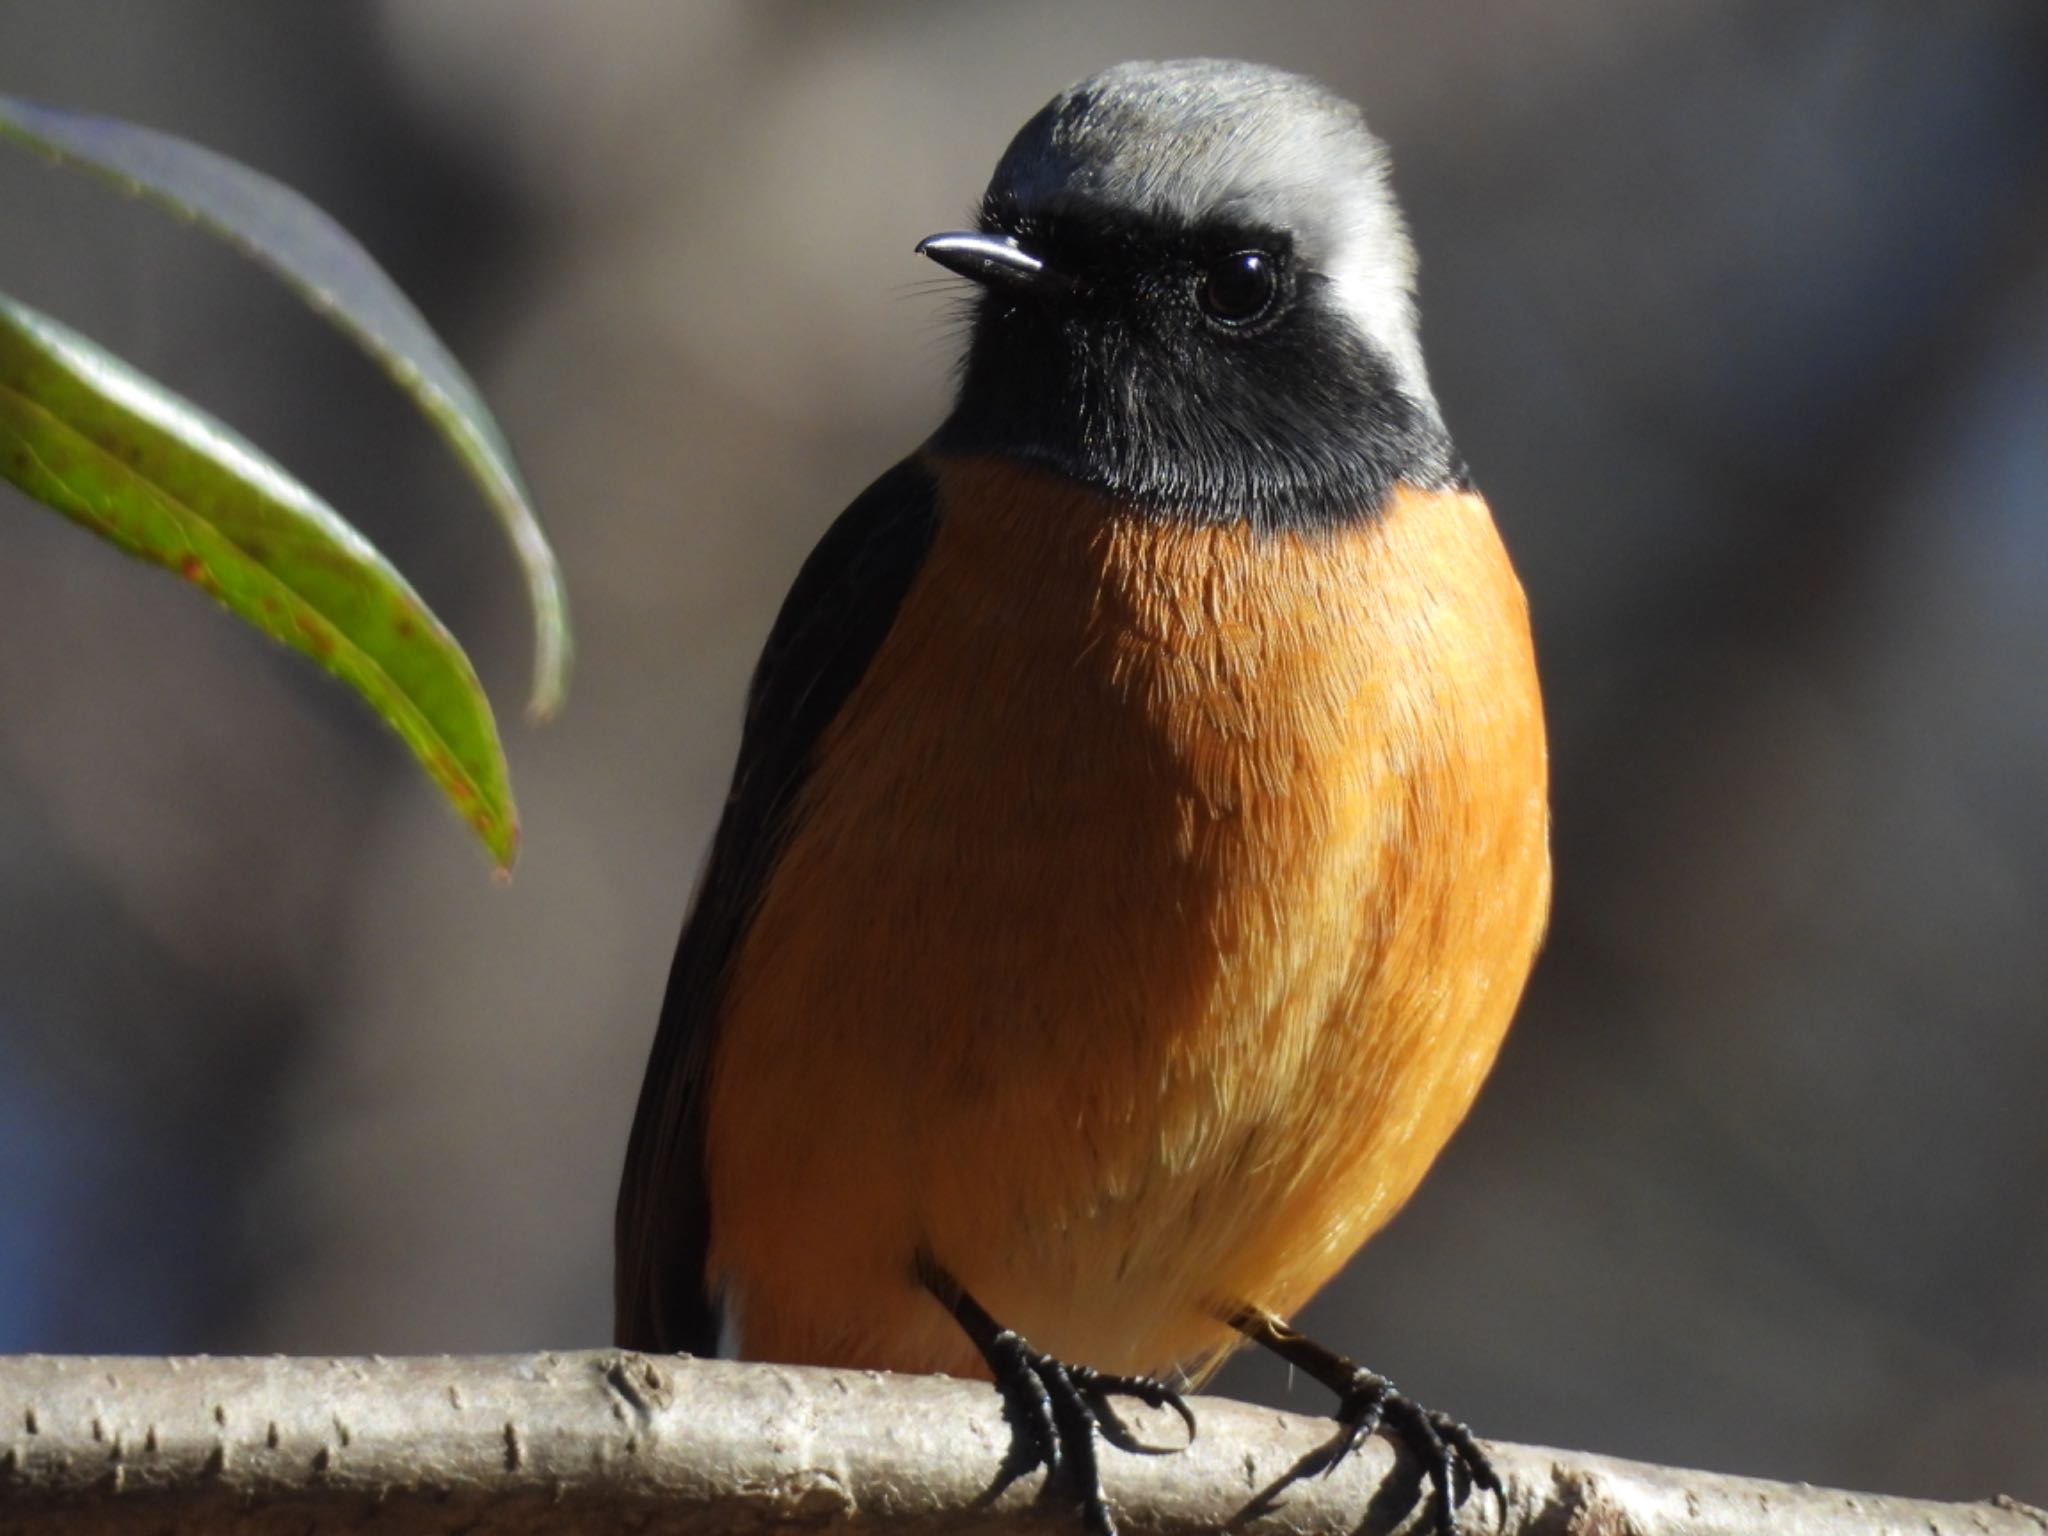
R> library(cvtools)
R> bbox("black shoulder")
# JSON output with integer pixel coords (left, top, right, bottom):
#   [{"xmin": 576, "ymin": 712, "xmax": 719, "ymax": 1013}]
[{"xmin": 614, "ymin": 456, "xmax": 940, "ymax": 1353}]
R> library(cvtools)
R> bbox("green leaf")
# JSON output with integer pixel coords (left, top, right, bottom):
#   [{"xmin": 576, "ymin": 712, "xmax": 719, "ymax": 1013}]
[
  {"xmin": 0, "ymin": 292, "xmax": 518, "ymax": 868},
  {"xmin": 0, "ymin": 91, "xmax": 571, "ymax": 719}
]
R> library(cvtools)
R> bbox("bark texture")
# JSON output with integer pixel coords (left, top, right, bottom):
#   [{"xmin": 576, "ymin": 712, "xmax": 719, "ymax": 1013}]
[{"xmin": 0, "ymin": 1353, "xmax": 2039, "ymax": 1536}]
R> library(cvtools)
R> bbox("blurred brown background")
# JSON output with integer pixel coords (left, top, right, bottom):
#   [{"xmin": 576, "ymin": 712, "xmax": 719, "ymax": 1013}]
[{"xmin": 2, "ymin": 0, "xmax": 2044, "ymax": 1507}]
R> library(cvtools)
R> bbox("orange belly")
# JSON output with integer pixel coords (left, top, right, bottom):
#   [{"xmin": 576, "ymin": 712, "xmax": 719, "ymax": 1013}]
[{"xmin": 703, "ymin": 456, "xmax": 1550, "ymax": 1379}]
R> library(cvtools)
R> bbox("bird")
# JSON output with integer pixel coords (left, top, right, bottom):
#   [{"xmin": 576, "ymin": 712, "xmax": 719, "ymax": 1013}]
[{"xmin": 616, "ymin": 57, "xmax": 1550, "ymax": 1536}]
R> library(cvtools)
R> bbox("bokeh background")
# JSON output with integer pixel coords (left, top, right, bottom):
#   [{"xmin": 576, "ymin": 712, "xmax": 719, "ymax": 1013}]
[{"xmin": 2, "ymin": 0, "xmax": 2044, "ymax": 1507}]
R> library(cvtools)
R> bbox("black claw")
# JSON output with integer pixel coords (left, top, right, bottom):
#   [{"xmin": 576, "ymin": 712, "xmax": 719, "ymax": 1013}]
[
  {"xmin": 1327, "ymin": 1370, "xmax": 1495, "ymax": 1536},
  {"xmin": 1227, "ymin": 1309, "xmax": 1500, "ymax": 1536},
  {"xmin": 986, "ymin": 1327, "xmax": 1062, "ymax": 1477},
  {"xmin": 1326, "ymin": 1368, "xmax": 1394, "ymax": 1471},
  {"xmin": 1040, "ymin": 1357, "xmax": 1114, "ymax": 1536},
  {"xmin": 923, "ymin": 1264, "xmax": 1199, "ymax": 1536},
  {"xmin": 983, "ymin": 1343, "xmax": 1132, "ymax": 1536},
  {"xmin": 1429, "ymin": 1408, "xmax": 1503, "ymax": 1504},
  {"xmin": 1067, "ymin": 1365, "xmax": 1198, "ymax": 1454},
  {"xmin": 1384, "ymin": 1392, "xmax": 1456, "ymax": 1530}
]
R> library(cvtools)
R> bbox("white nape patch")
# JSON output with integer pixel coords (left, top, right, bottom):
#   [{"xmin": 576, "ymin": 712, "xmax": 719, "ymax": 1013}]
[
  {"xmin": 1219, "ymin": 109, "xmax": 1437, "ymax": 416},
  {"xmin": 1319, "ymin": 170, "xmax": 1438, "ymax": 417}
]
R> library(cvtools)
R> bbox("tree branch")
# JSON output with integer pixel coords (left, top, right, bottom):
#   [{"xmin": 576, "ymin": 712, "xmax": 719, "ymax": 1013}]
[{"xmin": 0, "ymin": 1352, "xmax": 2037, "ymax": 1535}]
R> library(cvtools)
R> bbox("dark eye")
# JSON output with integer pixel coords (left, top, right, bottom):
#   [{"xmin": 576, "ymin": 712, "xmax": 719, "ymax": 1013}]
[{"xmin": 1197, "ymin": 250, "xmax": 1279, "ymax": 326}]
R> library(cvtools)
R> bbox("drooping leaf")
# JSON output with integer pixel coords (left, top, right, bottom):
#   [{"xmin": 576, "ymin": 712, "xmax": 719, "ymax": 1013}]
[
  {"xmin": 0, "ymin": 91, "xmax": 570, "ymax": 719},
  {"xmin": 0, "ymin": 292, "xmax": 517, "ymax": 867}
]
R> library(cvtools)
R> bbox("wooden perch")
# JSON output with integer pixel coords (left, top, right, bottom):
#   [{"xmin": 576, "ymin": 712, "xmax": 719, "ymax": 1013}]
[{"xmin": 0, "ymin": 1352, "xmax": 2038, "ymax": 1535}]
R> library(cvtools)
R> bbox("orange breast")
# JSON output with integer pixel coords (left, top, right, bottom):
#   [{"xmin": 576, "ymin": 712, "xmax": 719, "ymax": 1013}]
[{"xmin": 703, "ymin": 456, "xmax": 1550, "ymax": 1378}]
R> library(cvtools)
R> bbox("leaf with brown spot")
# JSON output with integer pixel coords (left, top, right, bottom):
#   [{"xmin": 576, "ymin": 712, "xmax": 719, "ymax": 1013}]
[
  {"xmin": 0, "ymin": 91, "xmax": 571, "ymax": 719},
  {"xmin": 0, "ymin": 293, "xmax": 518, "ymax": 868}
]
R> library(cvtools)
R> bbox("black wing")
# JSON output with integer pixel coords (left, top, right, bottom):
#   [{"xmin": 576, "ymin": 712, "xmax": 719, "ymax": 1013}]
[{"xmin": 614, "ymin": 456, "xmax": 940, "ymax": 1352}]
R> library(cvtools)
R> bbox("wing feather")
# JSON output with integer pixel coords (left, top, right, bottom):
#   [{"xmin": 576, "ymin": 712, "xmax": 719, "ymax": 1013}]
[{"xmin": 613, "ymin": 456, "xmax": 940, "ymax": 1351}]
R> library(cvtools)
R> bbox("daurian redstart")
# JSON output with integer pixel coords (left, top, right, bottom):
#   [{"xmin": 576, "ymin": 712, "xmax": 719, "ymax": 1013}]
[{"xmin": 617, "ymin": 58, "xmax": 1550, "ymax": 1536}]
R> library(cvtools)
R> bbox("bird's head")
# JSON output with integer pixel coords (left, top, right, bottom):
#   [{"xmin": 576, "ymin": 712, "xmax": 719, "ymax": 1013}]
[{"xmin": 922, "ymin": 59, "xmax": 1459, "ymax": 529}]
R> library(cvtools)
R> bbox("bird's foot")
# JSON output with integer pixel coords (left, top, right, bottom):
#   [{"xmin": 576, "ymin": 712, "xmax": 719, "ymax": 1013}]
[
  {"xmin": 981, "ymin": 1328, "xmax": 1195, "ymax": 1535},
  {"xmin": 922, "ymin": 1258, "xmax": 1194, "ymax": 1536},
  {"xmin": 1314, "ymin": 1367, "xmax": 1500, "ymax": 1536},
  {"xmin": 1230, "ymin": 1306, "xmax": 1500, "ymax": 1536}
]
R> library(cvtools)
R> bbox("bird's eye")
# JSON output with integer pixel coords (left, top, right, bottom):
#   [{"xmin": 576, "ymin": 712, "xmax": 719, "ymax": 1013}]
[{"xmin": 1197, "ymin": 251, "xmax": 1279, "ymax": 327}]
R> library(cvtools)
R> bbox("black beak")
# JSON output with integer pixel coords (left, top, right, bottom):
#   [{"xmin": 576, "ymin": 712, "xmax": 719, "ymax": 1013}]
[{"xmin": 915, "ymin": 231, "xmax": 1070, "ymax": 294}]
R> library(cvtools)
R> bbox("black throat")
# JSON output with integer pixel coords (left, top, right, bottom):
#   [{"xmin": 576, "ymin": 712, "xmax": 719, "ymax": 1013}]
[{"xmin": 930, "ymin": 226, "xmax": 1464, "ymax": 532}]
